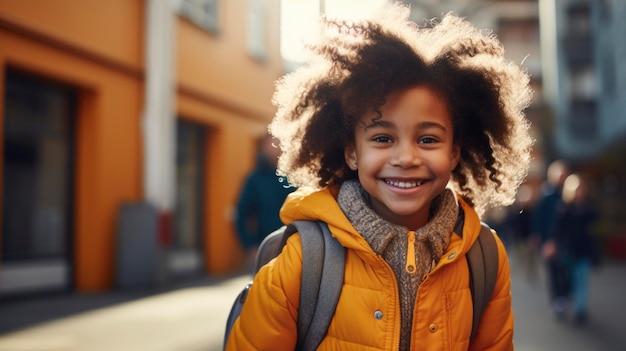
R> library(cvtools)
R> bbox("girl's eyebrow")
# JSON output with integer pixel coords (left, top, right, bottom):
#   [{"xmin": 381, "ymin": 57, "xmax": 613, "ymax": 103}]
[
  {"xmin": 417, "ymin": 121, "xmax": 448, "ymax": 132},
  {"xmin": 364, "ymin": 120, "xmax": 448, "ymax": 132}
]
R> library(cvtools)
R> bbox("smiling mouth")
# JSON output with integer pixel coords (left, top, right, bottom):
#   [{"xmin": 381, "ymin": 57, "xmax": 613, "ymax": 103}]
[{"xmin": 384, "ymin": 179, "xmax": 425, "ymax": 188}]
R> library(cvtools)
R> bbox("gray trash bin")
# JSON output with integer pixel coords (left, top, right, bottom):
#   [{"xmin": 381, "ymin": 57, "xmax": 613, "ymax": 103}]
[{"xmin": 116, "ymin": 202, "xmax": 160, "ymax": 289}]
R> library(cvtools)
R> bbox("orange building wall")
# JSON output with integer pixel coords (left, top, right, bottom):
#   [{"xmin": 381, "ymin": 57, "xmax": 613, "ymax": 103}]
[
  {"xmin": 0, "ymin": 1, "xmax": 144, "ymax": 292},
  {"xmin": 176, "ymin": 0, "xmax": 282, "ymax": 115},
  {"xmin": 0, "ymin": 0, "xmax": 286, "ymax": 289},
  {"xmin": 0, "ymin": 0, "xmax": 144, "ymax": 71}
]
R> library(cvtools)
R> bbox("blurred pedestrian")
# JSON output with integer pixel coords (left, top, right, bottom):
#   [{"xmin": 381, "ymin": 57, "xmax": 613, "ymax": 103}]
[
  {"xmin": 234, "ymin": 133, "xmax": 296, "ymax": 270},
  {"xmin": 226, "ymin": 4, "xmax": 533, "ymax": 349},
  {"xmin": 553, "ymin": 174, "xmax": 599, "ymax": 325},
  {"xmin": 484, "ymin": 206, "xmax": 513, "ymax": 248},
  {"xmin": 531, "ymin": 159, "xmax": 571, "ymax": 319},
  {"xmin": 509, "ymin": 184, "xmax": 539, "ymax": 281}
]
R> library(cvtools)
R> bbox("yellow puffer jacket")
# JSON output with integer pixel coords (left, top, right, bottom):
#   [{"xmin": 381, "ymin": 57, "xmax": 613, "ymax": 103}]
[{"xmin": 226, "ymin": 186, "xmax": 513, "ymax": 351}]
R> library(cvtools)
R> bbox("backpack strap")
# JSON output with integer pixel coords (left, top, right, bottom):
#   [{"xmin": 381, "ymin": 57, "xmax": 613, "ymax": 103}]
[
  {"xmin": 289, "ymin": 221, "xmax": 324, "ymax": 344},
  {"xmin": 467, "ymin": 223, "xmax": 499, "ymax": 343},
  {"xmin": 301, "ymin": 221, "xmax": 345, "ymax": 351},
  {"xmin": 291, "ymin": 221, "xmax": 345, "ymax": 351}
]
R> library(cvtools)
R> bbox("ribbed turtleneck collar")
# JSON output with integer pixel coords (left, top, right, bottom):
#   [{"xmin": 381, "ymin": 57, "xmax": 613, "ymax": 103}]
[{"xmin": 337, "ymin": 179, "xmax": 458, "ymax": 260}]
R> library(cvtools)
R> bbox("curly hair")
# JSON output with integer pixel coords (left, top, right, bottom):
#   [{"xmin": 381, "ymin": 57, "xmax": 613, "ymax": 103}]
[{"xmin": 269, "ymin": 4, "xmax": 533, "ymax": 215}]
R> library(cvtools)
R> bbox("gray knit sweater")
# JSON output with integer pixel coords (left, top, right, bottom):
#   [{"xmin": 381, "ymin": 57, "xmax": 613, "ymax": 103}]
[{"xmin": 337, "ymin": 180, "xmax": 459, "ymax": 351}]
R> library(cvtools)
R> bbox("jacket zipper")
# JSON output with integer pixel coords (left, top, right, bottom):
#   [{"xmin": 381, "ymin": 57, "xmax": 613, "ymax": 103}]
[{"xmin": 405, "ymin": 230, "xmax": 417, "ymax": 274}]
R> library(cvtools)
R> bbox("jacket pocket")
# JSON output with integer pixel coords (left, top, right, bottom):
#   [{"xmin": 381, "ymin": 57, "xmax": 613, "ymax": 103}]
[{"xmin": 443, "ymin": 289, "xmax": 473, "ymax": 350}]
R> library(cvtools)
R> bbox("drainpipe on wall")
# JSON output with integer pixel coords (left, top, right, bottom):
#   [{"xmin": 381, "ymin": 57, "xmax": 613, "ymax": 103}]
[
  {"xmin": 140, "ymin": 0, "xmax": 177, "ymax": 286},
  {"xmin": 115, "ymin": 0, "xmax": 176, "ymax": 290},
  {"xmin": 144, "ymin": 0, "xmax": 176, "ymax": 215}
]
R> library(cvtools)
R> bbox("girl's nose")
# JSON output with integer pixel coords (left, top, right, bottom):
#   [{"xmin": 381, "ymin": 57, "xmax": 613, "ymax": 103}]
[{"xmin": 390, "ymin": 141, "xmax": 420, "ymax": 167}]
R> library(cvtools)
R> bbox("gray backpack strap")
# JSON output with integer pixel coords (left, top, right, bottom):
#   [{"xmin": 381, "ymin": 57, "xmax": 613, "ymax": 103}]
[
  {"xmin": 467, "ymin": 224, "xmax": 499, "ymax": 342},
  {"xmin": 301, "ymin": 222, "xmax": 345, "ymax": 351},
  {"xmin": 291, "ymin": 221, "xmax": 324, "ymax": 346},
  {"xmin": 292, "ymin": 221, "xmax": 345, "ymax": 351}
]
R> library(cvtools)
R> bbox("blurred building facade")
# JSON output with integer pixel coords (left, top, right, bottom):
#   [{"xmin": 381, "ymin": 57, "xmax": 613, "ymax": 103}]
[
  {"xmin": 0, "ymin": 0, "xmax": 283, "ymax": 296},
  {"xmin": 540, "ymin": 0, "xmax": 626, "ymax": 161},
  {"xmin": 539, "ymin": 0, "xmax": 626, "ymax": 253}
]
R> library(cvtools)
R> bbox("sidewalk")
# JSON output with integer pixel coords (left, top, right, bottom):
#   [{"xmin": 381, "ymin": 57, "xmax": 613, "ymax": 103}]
[
  {"xmin": 509, "ymin": 256, "xmax": 626, "ymax": 351},
  {"xmin": 1, "ymin": 256, "xmax": 625, "ymax": 350},
  {"xmin": 0, "ymin": 274, "xmax": 251, "ymax": 351}
]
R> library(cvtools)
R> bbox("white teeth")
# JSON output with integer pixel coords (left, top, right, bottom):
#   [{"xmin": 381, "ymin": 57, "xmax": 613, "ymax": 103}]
[{"xmin": 386, "ymin": 180, "xmax": 423, "ymax": 188}]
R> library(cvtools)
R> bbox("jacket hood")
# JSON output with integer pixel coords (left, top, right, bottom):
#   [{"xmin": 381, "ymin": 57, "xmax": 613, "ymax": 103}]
[
  {"xmin": 451, "ymin": 196, "xmax": 485, "ymax": 256},
  {"xmin": 279, "ymin": 186, "xmax": 483, "ymax": 257},
  {"xmin": 280, "ymin": 186, "xmax": 371, "ymax": 253}
]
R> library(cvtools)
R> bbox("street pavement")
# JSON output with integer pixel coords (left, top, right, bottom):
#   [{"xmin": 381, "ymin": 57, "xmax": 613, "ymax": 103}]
[
  {"xmin": 509, "ymin": 254, "xmax": 626, "ymax": 351},
  {"xmin": 0, "ymin": 252, "xmax": 625, "ymax": 351}
]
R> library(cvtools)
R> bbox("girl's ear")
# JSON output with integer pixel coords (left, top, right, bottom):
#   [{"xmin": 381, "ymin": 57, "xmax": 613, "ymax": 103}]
[
  {"xmin": 344, "ymin": 144, "xmax": 358, "ymax": 170},
  {"xmin": 450, "ymin": 144, "xmax": 461, "ymax": 171}
]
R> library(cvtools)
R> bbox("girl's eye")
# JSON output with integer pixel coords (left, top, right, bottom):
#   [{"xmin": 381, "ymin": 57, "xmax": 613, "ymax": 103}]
[
  {"xmin": 373, "ymin": 135, "xmax": 392, "ymax": 143},
  {"xmin": 419, "ymin": 136, "xmax": 438, "ymax": 144}
]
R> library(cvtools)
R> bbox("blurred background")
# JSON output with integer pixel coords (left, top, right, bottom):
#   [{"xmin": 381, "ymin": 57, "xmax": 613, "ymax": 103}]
[{"xmin": 0, "ymin": 0, "xmax": 624, "ymax": 350}]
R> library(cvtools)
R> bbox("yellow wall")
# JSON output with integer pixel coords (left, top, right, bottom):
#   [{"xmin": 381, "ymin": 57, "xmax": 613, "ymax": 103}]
[{"xmin": 0, "ymin": 0, "xmax": 282, "ymax": 291}]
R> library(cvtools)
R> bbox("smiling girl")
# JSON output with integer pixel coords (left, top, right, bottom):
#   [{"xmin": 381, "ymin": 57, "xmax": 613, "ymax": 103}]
[{"xmin": 226, "ymin": 4, "xmax": 532, "ymax": 351}]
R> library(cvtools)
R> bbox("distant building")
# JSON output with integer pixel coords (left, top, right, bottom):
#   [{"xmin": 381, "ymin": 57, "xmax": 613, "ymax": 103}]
[
  {"xmin": 538, "ymin": 0, "xmax": 626, "ymax": 252},
  {"xmin": 539, "ymin": 0, "xmax": 626, "ymax": 161}
]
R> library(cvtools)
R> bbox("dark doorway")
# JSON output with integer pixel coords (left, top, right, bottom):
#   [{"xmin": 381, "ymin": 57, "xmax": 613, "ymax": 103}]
[
  {"xmin": 172, "ymin": 119, "xmax": 206, "ymax": 278},
  {"xmin": 1, "ymin": 69, "xmax": 76, "ymax": 297}
]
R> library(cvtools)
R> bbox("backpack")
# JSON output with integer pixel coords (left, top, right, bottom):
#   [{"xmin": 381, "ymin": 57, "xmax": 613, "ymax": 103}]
[{"xmin": 223, "ymin": 220, "xmax": 498, "ymax": 350}]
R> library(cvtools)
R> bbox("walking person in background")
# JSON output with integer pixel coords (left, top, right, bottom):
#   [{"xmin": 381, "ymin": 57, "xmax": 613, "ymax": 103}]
[
  {"xmin": 531, "ymin": 159, "xmax": 571, "ymax": 319},
  {"xmin": 509, "ymin": 184, "xmax": 539, "ymax": 281},
  {"xmin": 552, "ymin": 174, "xmax": 599, "ymax": 325},
  {"xmin": 234, "ymin": 133, "xmax": 296, "ymax": 270},
  {"xmin": 226, "ymin": 4, "xmax": 533, "ymax": 350}
]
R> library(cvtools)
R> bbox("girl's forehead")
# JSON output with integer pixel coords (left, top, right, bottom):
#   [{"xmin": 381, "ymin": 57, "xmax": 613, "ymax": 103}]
[{"xmin": 351, "ymin": 85, "xmax": 454, "ymax": 130}]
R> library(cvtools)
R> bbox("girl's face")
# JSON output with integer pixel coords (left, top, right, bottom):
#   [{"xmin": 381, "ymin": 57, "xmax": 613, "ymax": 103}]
[{"xmin": 344, "ymin": 86, "xmax": 460, "ymax": 229}]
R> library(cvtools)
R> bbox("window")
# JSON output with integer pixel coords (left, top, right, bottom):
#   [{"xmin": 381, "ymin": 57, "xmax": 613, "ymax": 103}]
[{"xmin": 174, "ymin": 0, "xmax": 219, "ymax": 34}]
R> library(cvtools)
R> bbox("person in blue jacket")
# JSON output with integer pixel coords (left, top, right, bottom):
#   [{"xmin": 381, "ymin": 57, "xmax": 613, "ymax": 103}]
[
  {"xmin": 552, "ymin": 174, "xmax": 599, "ymax": 325},
  {"xmin": 531, "ymin": 159, "xmax": 571, "ymax": 319},
  {"xmin": 235, "ymin": 133, "xmax": 296, "ymax": 268}
]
